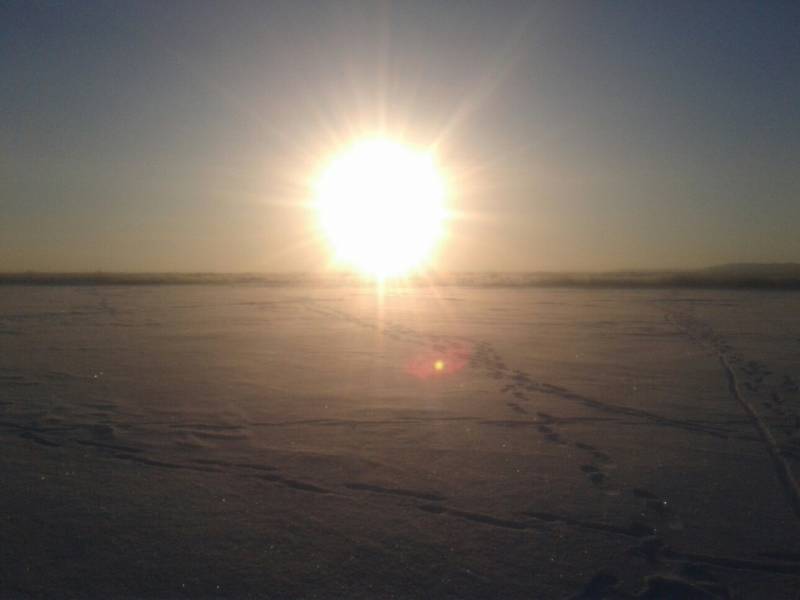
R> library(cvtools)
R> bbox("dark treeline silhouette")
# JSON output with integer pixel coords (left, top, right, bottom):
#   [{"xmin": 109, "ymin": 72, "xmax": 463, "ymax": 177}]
[{"xmin": 2, "ymin": 264, "xmax": 800, "ymax": 289}]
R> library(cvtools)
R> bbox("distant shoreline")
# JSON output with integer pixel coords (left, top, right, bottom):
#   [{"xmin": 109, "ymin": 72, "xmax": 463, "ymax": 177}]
[{"xmin": 2, "ymin": 266, "xmax": 800, "ymax": 289}]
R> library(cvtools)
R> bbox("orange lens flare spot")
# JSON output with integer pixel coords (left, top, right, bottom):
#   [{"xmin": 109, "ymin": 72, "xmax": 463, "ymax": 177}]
[{"xmin": 406, "ymin": 343, "xmax": 472, "ymax": 380}]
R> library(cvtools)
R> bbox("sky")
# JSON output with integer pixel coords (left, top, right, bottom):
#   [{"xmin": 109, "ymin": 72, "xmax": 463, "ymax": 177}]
[{"xmin": 2, "ymin": 0, "xmax": 799, "ymax": 272}]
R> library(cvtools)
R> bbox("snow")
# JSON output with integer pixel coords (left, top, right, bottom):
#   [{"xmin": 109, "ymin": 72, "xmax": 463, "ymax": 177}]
[{"xmin": 1, "ymin": 284, "xmax": 799, "ymax": 597}]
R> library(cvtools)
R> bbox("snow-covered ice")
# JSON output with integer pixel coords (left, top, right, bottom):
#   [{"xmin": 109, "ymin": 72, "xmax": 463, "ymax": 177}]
[{"xmin": 1, "ymin": 284, "xmax": 799, "ymax": 597}]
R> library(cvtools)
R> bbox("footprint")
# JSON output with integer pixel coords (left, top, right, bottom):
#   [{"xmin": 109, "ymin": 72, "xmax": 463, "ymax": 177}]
[
  {"xmin": 580, "ymin": 464, "xmax": 606, "ymax": 485},
  {"xmin": 507, "ymin": 402, "xmax": 527, "ymax": 415},
  {"xmin": 511, "ymin": 372, "xmax": 529, "ymax": 384}
]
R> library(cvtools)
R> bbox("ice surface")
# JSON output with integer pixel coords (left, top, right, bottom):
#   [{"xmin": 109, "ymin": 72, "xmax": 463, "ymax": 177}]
[{"xmin": 1, "ymin": 285, "xmax": 799, "ymax": 597}]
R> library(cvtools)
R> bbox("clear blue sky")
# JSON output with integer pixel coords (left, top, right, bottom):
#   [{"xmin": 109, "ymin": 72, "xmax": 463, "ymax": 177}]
[{"xmin": 2, "ymin": 1, "xmax": 799, "ymax": 272}]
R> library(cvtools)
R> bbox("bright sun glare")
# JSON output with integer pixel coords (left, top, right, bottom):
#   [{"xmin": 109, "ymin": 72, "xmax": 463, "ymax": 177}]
[{"xmin": 315, "ymin": 139, "xmax": 446, "ymax": 278}]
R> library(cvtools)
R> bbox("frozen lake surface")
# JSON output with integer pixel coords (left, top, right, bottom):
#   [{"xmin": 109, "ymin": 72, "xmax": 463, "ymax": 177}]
[{"xmin": 2, "ymin": 285, "xmax": 800, "ymax": 598}]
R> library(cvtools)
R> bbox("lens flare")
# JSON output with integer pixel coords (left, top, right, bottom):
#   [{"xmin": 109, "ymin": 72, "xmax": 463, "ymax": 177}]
[{"xmin": 407, "ymin": 343, "xmax": 471, "ymax": 380}]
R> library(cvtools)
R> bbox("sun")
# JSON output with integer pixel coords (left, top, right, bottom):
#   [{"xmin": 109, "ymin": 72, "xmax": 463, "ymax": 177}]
[{"xmin": 315, "ymin": 138, "xmax": 447, "ymax": 278}]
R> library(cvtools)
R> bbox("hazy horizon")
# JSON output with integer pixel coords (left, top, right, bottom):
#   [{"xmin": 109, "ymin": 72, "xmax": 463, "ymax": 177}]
[
  {"xmin": 3, "ymin": 1, "xmax": 799, "ymax": 273},
  {"xmin": 0, "ymin": 261, "xmax": 800, "ymax": 279},
  {"xmin": 3, "ymin": 262, "xmax": 800, "ymax": 293}
]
